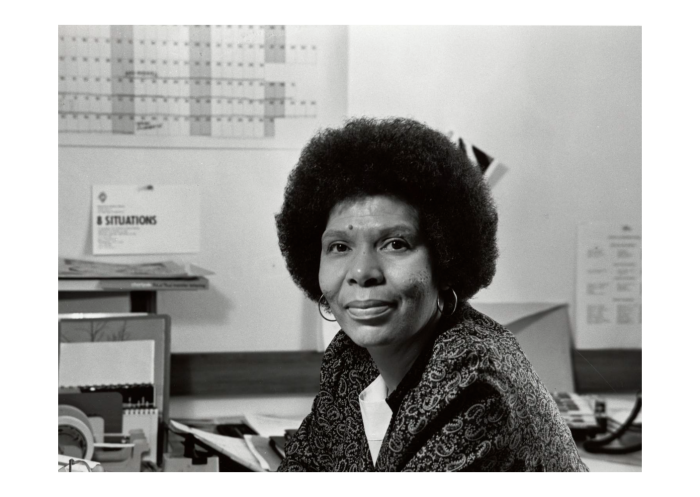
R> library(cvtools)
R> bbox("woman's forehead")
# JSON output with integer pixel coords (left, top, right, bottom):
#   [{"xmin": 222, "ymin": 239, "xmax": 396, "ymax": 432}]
[{"xmin": 326, "ymin": 195, "xmax": 419, "ymax": 228}]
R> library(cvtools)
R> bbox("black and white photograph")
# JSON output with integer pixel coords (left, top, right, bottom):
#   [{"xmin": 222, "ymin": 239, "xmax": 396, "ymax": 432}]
[{"xmin": 54, "ymin": 23, "xmax": 645, "ymax": 474}]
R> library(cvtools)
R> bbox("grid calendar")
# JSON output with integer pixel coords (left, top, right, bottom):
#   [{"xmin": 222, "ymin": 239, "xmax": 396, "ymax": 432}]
[{"xmin": 58, "ymin": 25, "xmax": 319, "ymax": 138}]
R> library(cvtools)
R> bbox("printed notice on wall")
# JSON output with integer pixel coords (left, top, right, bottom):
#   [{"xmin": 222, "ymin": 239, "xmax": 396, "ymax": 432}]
[
  {"xmin": 575, "ymin": 223, "xmax": 641, "ymax": 349},
  {"xmin": 92, "ymin": 185, "xmax": 200, "ymax": 255}
]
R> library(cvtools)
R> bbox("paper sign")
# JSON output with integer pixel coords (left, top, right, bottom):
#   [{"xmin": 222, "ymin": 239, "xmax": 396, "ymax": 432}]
[
  {"xmin": 59, "ymin": 340, "xmax": 154, "ymax": 387},
  {"xmin": 92, "ymin": 185, "xmax": 200, "ymax": 255},
  {"xmin": 575, "ymin": 223, "xmax": 641, "ymax": 349}
]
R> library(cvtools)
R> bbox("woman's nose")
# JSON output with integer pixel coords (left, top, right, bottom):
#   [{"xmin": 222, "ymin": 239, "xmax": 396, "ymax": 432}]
[{"xmin": 347, "ymin": 249, "xmax": 384, "ymax": 287}]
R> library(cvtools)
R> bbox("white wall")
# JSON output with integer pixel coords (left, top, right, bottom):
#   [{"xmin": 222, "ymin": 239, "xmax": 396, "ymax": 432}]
[
  {"xmin": 59, "ymin": 26, "xmax": 641, "ymax": 356},
  {"xmin": 347, "ymin": 26, "xmax": 641, "ymax": 314},
  {"xmin": 59, "ymin": 147, "xmax": 324, "ymax": 353},
  {"xmin": 59, "ymin": 26, "xmax": 348, "ymax": 354}
]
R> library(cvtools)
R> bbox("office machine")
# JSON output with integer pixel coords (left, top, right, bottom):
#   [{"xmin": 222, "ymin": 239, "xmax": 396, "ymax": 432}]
[
  {"xmin": 58, "ymin": 404, "xmax": 149, "ymax": 472},
  {"xmin": 58, "ymin": 314, "xmax": 171, "ymax": 470}
]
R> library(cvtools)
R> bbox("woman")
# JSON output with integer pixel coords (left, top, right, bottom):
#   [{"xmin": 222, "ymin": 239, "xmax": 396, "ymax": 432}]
[{"xmin": 274, "ymin": 117, "xmax": 587, "ymax": 471}]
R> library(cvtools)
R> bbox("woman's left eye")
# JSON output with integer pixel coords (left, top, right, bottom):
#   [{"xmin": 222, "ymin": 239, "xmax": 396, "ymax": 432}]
[
  {"xmin": 328, "ymin": 243, "xmax": 349, "ymax": 253},
  {"xmin": 384, "ymin": 239, "xmax": 409, "ymax": 251}
]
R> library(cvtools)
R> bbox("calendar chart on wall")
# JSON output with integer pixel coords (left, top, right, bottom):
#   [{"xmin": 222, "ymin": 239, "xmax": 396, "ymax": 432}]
[{"xmin": 58, "ymin": 25, "xmax": 348, "ymax": 149}]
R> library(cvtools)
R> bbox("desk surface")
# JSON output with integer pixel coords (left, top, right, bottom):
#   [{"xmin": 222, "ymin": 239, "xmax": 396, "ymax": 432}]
[
  {"xmin": 577, "ymin": 394, "xmax": 642, "ymax": 472},
  {"xmin": 578, "ymin": 438, "xmax": 642, "ymax": 472},
  {"xmin": 169, "ymin": 393, "xmax": 642, "ymax": 472},
  {"xmin": 579, "ymin": 457, "xmax": 641, "ymax": 472}
]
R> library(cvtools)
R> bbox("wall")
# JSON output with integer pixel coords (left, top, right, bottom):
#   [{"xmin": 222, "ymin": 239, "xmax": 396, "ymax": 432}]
[
  {"xmin": 59, "ymin": 147, "xmax": 323, "ymax": 352},
  {"xmin": 347, "ymin": 26, "xmax": 642, "ymax": 324},
  {"xmin": 59, "ymin": 26, "xmax": 641, "ymax": 356},
  {"xmin": 59, "ymin": 26, "xmax": 348, "ymax": 355}
]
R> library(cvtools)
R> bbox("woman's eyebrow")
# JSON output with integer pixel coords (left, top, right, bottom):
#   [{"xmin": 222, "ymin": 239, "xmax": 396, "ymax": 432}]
[
  {"xmin": 321, "ymin": 229, "xmax": 349, "ymax": 241},
  {"xmin": 379, "ymin": 224, "xmax": 415, "ymax": 234},
  {"xmin": 372, "ymin": 225, "xmax": 418, "ymax": 239},
  {"xmin": 322, "ymin": 224, "xmax": 416, "ymax": 240}
]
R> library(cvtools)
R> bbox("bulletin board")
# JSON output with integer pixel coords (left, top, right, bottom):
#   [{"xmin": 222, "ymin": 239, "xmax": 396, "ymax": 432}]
[{"xmin": 58, "ymin": 25, "xmax": 347, "ymax": 149}]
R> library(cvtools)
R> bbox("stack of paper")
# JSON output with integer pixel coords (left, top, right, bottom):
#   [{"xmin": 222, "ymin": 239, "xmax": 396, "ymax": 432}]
[
  {"xmin": 169, "ymin": 420, "xmax": 263, "ymax": 472},
  {"xmin": 243, "ymin": 413, "xmax": 304, "ymax": 438},
  {"xmin": 59, "ymin": 257, "xmax": 214, "ymax": 278},
  {"xmin": 244, "ymin": 435, "xmax": 282, "ymax": 471}
]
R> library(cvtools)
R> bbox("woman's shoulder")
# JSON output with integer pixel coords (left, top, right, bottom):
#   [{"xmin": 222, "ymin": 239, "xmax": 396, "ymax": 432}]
[
  {"xmin": 431, "ymin": 304, "xmax": 526, "ymax": 376},
  {"xmin": 413, "ymin": 305, "xmax": 585, "ymax": 471},
  {"xmin": 428, "ymin": 303, "xmax": 553, "ymax": 407}
]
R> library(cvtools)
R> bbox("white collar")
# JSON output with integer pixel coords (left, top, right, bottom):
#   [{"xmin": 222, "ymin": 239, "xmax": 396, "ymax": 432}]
[{"xmin": 359, "ymin": 374, "xmax": 393, "ymax": 464}]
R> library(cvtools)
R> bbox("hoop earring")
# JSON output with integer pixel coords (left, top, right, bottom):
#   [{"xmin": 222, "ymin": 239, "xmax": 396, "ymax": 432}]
[
  {"xmin": 318, "ymin": 295, "xmax": 337, "ymax": 322},
  {"xmin": 437, "ymin": 288, "xmax": 459, "ymax": 317}
]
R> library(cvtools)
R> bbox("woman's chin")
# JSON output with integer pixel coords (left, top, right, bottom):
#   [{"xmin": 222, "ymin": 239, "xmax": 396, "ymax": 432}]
[{"xmin": 342, "ymin": 325, "xmax": 393, "ymax": 349}]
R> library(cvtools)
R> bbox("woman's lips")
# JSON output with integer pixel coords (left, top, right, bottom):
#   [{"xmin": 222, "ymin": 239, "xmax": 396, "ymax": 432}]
[{"xmin": 345, "ymin": 300, "xmax": 393, "ymax": 320}]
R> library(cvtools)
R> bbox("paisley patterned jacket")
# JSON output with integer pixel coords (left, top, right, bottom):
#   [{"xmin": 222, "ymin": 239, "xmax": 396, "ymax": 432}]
[{"xmin": 278, "ymin": 303, "xmax": 588, "ymax": 472}]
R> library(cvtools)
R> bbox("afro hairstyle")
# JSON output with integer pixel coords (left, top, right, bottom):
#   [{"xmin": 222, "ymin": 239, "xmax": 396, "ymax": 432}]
[{"xmin": 275, "ymin": 117, "xmax": 498, "ymax": 303}]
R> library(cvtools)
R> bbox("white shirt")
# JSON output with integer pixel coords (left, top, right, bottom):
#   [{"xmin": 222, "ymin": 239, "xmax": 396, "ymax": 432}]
[{"xmin": 359, "ymin": 374, "xmax": 393, "ymax": 464}]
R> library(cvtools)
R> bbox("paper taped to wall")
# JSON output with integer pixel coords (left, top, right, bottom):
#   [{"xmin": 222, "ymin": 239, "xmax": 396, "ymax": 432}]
[
  {"xmin": 91, "ymin": 185, "xmax": 200, "ymax": 255},
  {"xmin": 575, "ymin": 223, "xmax": 641, "ymax": 349}
]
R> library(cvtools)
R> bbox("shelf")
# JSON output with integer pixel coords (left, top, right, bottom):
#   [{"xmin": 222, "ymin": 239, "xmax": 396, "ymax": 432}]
[
  {"xmin": 58, "ymin": 277, "xmax": 209, "ymax": 292},
  {"xmin": 59, "ymin": 277, "xmax": 209, "ymax": 313}
]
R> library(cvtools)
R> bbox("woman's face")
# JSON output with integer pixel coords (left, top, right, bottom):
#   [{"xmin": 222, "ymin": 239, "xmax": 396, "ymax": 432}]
[{"xmin": 319, "ymin": 195, "xmax": 441, "ymax": 350}]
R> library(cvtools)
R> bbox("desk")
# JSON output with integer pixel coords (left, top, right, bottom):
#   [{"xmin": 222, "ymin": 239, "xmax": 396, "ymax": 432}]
[
  {"xmin": 169, "ymin": 392, "xmax": 642, "ymax": 471},
  {"xmin": 578, "ymin": 393, "xmax": 642, "ymax": 472},
  {"xmin": 59, "ymin": 276, "xmax": 209, "ymax": 313},
  {"xmin": 579, "ymin": 445, "xmax": 641, "ymax": 471}
]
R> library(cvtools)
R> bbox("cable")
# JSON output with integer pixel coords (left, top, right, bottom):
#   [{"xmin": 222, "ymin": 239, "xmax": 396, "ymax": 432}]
[{"xmin": 582, "ymin": 391, "xmax": 641, "ymax": 454}]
